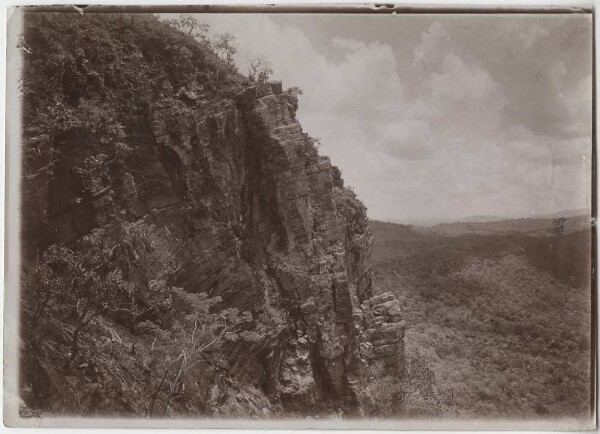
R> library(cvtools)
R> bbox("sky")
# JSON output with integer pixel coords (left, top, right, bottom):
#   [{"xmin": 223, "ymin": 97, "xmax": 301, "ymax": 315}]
[{"xmin": 174, "ymin": 13, "xmax": 592, "ymax": 223}]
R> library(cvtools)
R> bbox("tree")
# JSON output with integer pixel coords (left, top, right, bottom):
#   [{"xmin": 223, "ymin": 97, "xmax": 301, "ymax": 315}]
[
  {"xmin": 286, "ymin": 87, "xmax": 303, "ymax": 96},
  {"xmin": 248, "ymin": 57, "xmax": 273, "ymax": 83},
  {"xmin": 144, "ymin": 288, "xmax": 252, "ymax": 417},
  {"xmin": 367, "ymin": 347, "xmax": 440, "ymax": 417},
  {"xmin": 401, "ymin": 348, "xmax": 437, "ymax": 402},
  {"xmin": 553, "ymin": 217, "xmax": 567, "ymax": 238},
  {"xmin": 164, "ymin": 14, "xmax": 210, "ymax": 42},
  {"xmin": 23, "ymin": 237, "xmax": 130, "ymax": 361},
  {"xmin": 212, "ymin": 33, "xmax": 237, "ymax": 65}
]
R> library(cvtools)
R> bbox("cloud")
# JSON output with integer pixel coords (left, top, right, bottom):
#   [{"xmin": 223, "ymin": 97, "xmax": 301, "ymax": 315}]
[
  {"xmin": 187, "ymin": 14, "xmax": 591, "ymax": 221},
  {"xmin": 505, "ymin": 126, "xmax": 592, "ymax": 167},
  {"xmin": 428, "ymin": 53, "xmax": 500, "ymax": 103},
  {"xmin": 311, "ymin": 37, "xmax": 404, "ymax": 118},
  {"xmin": 494, "ymin": 16, "xmax": 592, "ymax": 140},
  {"xmin": 520, "ymin": 22, "xmax": 551, "ymax": 49},
  {"xmin": 379, "ymin": 120, "xmax": 437, "ymax": 160},
  {"xmin": 412, "ymin": 21, "xmax": 451, "ymax": 70}
]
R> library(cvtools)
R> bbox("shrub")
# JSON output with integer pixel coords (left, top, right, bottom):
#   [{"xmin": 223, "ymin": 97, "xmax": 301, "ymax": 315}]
[
  {"xmin": 143, "ymin": 288, "xmax": 252, "ymax": 416},
  {"xmin": 164, "ymin": 14, "xmax": 210, "ymax": 43},
  {"xmin": 22, "ymin": 233, "xmax": 131, "ymax": 360},
  {"xmin": 367, "ymin": 347, "xmax": 440, "ymax": 417}
]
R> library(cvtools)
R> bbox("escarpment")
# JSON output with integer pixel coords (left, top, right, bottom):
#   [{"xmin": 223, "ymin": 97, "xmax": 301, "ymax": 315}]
[{"xmin": 19, "ymin": 13, "xmax": 405, "ymax": 417}]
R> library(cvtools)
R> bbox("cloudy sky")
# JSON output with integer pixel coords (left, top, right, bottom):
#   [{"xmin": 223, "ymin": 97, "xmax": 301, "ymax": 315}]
[{"xmin": 180, "ymin": 13, "xmax": 592, "ymax": 223}]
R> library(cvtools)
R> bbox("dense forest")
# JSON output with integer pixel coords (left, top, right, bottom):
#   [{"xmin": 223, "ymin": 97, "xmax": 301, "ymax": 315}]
[{"xmin": 370, "ymin": 219, "xmax": 593, "ymax": 418}]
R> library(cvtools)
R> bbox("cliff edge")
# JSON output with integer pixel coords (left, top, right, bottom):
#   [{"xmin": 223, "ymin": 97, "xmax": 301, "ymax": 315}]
[{"xmin": 19, "ymin": 12, "xmax": 405, "ymax": 417}]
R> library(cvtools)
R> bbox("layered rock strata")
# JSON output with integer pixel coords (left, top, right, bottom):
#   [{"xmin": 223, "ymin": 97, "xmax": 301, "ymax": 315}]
[{"xmin": 20, "ymin": 18, "xmax": 406, "ymax": 414}]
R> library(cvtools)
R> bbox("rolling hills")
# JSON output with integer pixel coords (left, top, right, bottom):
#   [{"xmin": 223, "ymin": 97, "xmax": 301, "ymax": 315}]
[
  {"xmin": 370, "ymin": 218, "xmax": 593, "ymax": 418},
  {"xmin": 418, "ymin": 215, "xmax": 590, "ymax": 237}
]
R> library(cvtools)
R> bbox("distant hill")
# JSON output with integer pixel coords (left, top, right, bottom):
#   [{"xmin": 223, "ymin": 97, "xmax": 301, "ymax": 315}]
[
  {"xmin": 386, "ymin": 217, "xmax": 448, "ymax": 227},
  {"xmin": 529, "ymin": 208, "xmax": 591, "ymax": 219},
  {"xmin": 456, "ymin": 214, "xmax": 514, "ymax": 223},
  {"xmin": 419, "ymin": 215, "xmax": 591, "ymax": 237},
  {"xmin": 388, "ymin": 208, "xmax": 591, "ymax": 227},
  {"xmin": 370, "ymin": 219, "xmax": 592, "ymax": 287}
]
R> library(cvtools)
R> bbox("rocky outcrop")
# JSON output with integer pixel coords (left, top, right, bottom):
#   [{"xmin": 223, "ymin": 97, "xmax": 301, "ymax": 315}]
[
  {"xmin": 360, "ymin": 292, "xmax": 406, "ymax": 377},
  {"xmin": 20, "ymin": 13, "xmax": 405, "ymax": 417}
]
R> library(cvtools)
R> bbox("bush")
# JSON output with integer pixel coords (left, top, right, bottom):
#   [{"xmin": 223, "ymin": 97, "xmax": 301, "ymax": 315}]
[
  {"xmin": 367, "ymin": 348, "xmax": 440, "ymax": 417},
  {"xmin": 22, "ymin": 233, "xmax": 132, "ymax": 360},
  {"xmin": 143, "ymin": 288, "xmax": 252, "ymax": 417}
]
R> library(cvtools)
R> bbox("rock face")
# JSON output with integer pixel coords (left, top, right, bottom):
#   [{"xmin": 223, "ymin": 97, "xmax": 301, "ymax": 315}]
[
  {"xmin": 20, "ymin": 13, "xmax": 405, "ymax": 417},
  {"xmin": 360, "ymin": 292, "xmax": 406, "ymax": 377}
]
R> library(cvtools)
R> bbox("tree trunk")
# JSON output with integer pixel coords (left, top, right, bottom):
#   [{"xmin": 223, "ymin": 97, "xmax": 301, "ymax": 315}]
[{"xmin": 147, "ymin": 367, "xmax": 170, "ymax": 417}]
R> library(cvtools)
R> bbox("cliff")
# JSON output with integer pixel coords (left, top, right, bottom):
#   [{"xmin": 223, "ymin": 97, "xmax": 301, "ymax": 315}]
[{"xmin": 19, "ymin": 12, "xmax": 405, "ymax": 417}]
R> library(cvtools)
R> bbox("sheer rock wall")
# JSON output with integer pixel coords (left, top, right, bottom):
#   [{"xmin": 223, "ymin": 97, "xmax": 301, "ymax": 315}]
[{"xmin": 20, "ymin": 14, "xmax": 405, "ymax": 415}]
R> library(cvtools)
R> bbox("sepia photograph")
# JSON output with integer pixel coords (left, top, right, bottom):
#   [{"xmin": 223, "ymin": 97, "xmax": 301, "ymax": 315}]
[{"xmin": 3, "ymin": 4, "xmax": 595, "ymax": 429}]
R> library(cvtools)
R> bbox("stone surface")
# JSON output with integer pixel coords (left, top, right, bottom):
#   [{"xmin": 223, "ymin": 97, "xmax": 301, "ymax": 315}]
[
  {"xmin": 23, "ymin": 65, "xmax": 405, "ymax": 413},
  {"xmin": 360, "ymin": 293, "xmax": 406, "ymax": 377}
]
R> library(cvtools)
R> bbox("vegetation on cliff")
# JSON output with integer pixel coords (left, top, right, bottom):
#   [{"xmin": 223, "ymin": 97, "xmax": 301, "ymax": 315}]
[
  {"xmin": 18, "ymin": 11, "xmax": 408, "ymax": 419},
  {"xmin": 20, "ymin": 13, "xmax": 256, "ymax": 416},
  {"xmin": 17, "ymin": 10, "xmax": 587, "ymax": 422}
]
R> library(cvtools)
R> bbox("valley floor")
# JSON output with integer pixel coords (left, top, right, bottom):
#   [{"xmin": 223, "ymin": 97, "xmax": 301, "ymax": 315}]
[{"xmin": 370, "ymin": 220, "xmax": 593, "ymax": 419}]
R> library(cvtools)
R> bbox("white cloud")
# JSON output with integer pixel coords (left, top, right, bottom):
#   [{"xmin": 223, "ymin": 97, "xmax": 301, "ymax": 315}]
[
  {"xmin": 428, "ymin": 54, "xmax": 499, "ymax": 103},
  {"xmin": 188, "ymin": 14, "xmax": 591, "ymax": 222},
  {"xmin": 378, "ymin": 120, "xmax": 437, "ymax": 160}
]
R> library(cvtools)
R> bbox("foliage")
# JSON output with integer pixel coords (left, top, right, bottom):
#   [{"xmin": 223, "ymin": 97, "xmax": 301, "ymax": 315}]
[
  {"xmin": 370, "ymin": 220, "xmax": 592, "ymax": 419},
  {"xmin": 20, "ymin": 12, "xmax": 246, "ymax": 152},
  {"xmin": 333, "ymin": 186, "xmax": 369, "ymax": 237},
  {"xmin": 143, "ymin": 288, "xmax": 252, "ymax": 416},
  {"xmin": 164, "ymin": 14, "xmax": 210, "ymax": 42},
  {"xmin": 367, "ymin": 376, "xmax": 403, "ymax": 416},
  {"xmin": 212, "ymin": 32, "xmax": 237, "ymax": 65},
  {"xmin": 120, "ymin": 220, "xmax": 180, "ymax": 312},
  {"xmin": 22, "ymin": 233, "xmax": 132, "ymax": 360},
  {"xmin": 17, "ymin": 11, "xmax": 269, "ymax": 419},
  {"xmin": 367, "ymin": 347, "xmax": 440, "ymax": 417},
  {"xmin": 21, "ymin": 220, "xmax": 256, "ymax": 416},
  {"xmin": 248, "ymin": 56, "xmax": 273, "ymax": 83},
  {"xmin": 552, "ymin": 217, "xmax": 568, "ymax": 238},
  {"xmin": 286, "ymin": 86, "xmax": 303, "ymax": 97}
]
